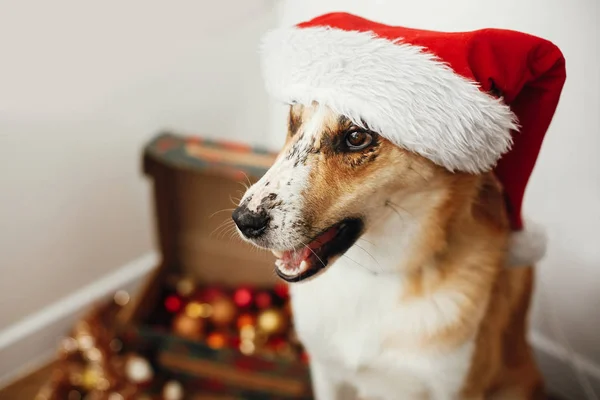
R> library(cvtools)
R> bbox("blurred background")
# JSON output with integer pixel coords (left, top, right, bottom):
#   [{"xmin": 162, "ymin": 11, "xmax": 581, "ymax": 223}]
[{"xmin": 0, "ymin": 0, "xmax": 598, "ymax": 399}]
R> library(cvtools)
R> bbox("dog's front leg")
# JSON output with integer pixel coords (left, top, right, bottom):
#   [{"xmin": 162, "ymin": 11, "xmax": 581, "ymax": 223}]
[{"xmin": 309, "ymin": 360, "xmax": 358, "ymax": 400}]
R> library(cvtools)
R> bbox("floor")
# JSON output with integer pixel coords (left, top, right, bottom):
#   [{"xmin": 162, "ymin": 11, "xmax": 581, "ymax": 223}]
[
  {"xmin": 0, "ymin": 361, "xmax": 567, "ymax": 400},
  {"xmin": 0, "ymin": 361, "xmax": 56, "ymax": 400}
]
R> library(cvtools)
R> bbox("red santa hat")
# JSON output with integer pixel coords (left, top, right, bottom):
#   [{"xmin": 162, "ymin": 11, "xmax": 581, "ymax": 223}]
[{"xmin": 259, "ymin": 12, "xmax": 566, "ymax": 267}]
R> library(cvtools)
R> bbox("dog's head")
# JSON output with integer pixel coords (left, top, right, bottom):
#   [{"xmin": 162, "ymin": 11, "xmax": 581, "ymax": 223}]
[{"xmin": 233, "ymin": 102, "xmax": 456, "ymax": 282}]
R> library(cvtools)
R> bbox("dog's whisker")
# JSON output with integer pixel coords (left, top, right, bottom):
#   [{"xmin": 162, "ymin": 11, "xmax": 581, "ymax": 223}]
[
  {"xmin": 210, "ymin": 219, "xmax": 234, "ymax": 238},
  {"xmin": 229, "ymin": 195, "xmax": 241, "ymax": 207},
  {"xmin": 353, "ymin": 243, "xmax": 382, "ymax": 271},
  {"xmin": 300, "ymin": 241, "xmax": 327, "ymax": 269},
  {"xmin": 342, "ymin": 253, "xmax": 376, "ymax": 274},
  {"xmin": 237, "ymin": 179, "xmax": 249, "ymax": 191},
  {"xmin": 240, "ymin": 171, "xmax": 253, "ymax": 190},
  {"xmin": 385, "ymin": 200, "xmax": 411, "ymax": 222},
  {"xmin": 357, "ymin": 237, "xmax": 377, "ymax": 247},
  {"xmin": 216, "ymin": 221, "xmax": 237, "ymax": 240},
  {"xmin": 208, "ymin": 208, "xmax": 235, "ymax": 219},
  {"xmin": 217, "ymin": 225, "xmax": 233, "ymax": 241},
  {"xmin": 408, "ymin": 162, "xmax": 429, "ymax": 182}
]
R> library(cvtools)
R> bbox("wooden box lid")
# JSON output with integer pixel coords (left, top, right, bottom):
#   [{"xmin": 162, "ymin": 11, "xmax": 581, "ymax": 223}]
[{"xmin": 120, "ymin": 132, "xmax": 280, "ymax": 325}]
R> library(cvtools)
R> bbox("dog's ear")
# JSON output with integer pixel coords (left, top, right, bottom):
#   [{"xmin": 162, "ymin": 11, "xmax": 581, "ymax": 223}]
[{"xmin": 472, "ymin": 174, "xmax": 510, "ymax": 230}]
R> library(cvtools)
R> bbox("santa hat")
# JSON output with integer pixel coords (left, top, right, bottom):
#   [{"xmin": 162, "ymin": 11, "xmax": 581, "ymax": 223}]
[{"xmin": 259, "ymin": 12, "xmax": 566, "ymax": 267}]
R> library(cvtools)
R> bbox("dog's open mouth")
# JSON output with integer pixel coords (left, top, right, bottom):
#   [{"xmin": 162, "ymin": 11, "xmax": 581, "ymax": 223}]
[{"xmin": 271, "ymin": 218, "xmax": 363, "ymax": 283}]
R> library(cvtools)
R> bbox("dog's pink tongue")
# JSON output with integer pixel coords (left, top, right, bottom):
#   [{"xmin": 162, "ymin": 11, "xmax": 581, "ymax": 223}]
[{"xmin": 281, "ymin": 226, "xmax": 339, "ymax": 266}]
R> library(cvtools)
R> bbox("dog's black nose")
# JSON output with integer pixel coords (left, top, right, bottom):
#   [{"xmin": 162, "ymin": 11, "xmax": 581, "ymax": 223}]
[{"xmin": 232, "ymin": 205, "xmax": 270, "ymax": 238}]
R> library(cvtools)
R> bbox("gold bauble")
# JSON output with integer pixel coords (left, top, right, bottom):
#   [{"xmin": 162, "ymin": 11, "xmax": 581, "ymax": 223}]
[
  {"xmin": 81, "ymin": 367, "xmax": 102, "ymax": 390},
  {"xmin": 176, "ymin": 277, "xmax": 196, "ymax": 297},
  {"xmin": 256, "ymin": 308, "xmax": 288, "ymax": 335},
  {"xmin": 185, "ymin": 302, "xmax": 212, "ymax": 319},
  {"xmin": 209, "ymin": 296, "xmax": 237, "ymax": 327},
  {"xmin": 172, "ymin": 313, "xmax": 205, "ymax": 341}
]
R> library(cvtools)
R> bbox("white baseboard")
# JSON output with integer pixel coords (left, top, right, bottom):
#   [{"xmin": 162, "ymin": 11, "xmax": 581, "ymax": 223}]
[
  {"xmin": 530, "ymin": 331, "xmax": 600, "ymax": 399},
  {"xmin": 0, "ymin": 251, "xmax": 158, "ymax": 389},
  {"xmin": 0, "ymin": 252, "xmax": 598, "ymax": 399}
]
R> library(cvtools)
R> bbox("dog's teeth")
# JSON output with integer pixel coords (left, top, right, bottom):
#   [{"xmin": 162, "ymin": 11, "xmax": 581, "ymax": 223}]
[
  {"xmin": 275, "ymin": 259, "xmax": 284, "ymax": 268},
  {"xmin": 299, "ymin": 260, "xmax": 308, "ymax": 271},
  {"xmin": 272, "ymin": 250, "xmax": 283, "ymax": 258}
]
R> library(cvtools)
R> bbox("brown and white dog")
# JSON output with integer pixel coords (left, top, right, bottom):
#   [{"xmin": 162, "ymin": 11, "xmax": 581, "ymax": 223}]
[
  {"xmin": 232, "ymin": 102, "xmax": 543, "ymax": 399},
  {"xmin": 232, "ymin": 11, "xmax": 567, "ymax": 400}
]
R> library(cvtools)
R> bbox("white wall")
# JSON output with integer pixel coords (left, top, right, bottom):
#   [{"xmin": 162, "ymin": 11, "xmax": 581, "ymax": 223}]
[
  {"xmin": 1, "ymin": 0, "xmax": 598, "ymax": 396},
  {"xmin": 0, "ymin": 0, "xmax": 275, "ymax": 350},
  {"xmin": 269, "ymin": 0, "xmax": 600, "ymax": 398}
]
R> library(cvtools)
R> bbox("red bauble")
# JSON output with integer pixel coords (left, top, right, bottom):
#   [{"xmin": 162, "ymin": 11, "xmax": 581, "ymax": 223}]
[
  {"xmin": 255, "ymin": 291, "xmax": 273, "ymax": 309},
  {"xmin": 267, "ymin": 336, "xmax": 286, "ymax": 350},
  {"xmin": 236, "ymin": 313, "xmax": 256, "ymax": 330},
  {"xmin": 273, "ymin": 283, "xmax": 289, "ymax": 299},
  {"xmin": 233, "ymin": 287, "xmax": 253, "ymax": 308},
  {"xmin": 198, "ymin": 286, "xmax": 226, "ymax": 303},
  {"xmin": 164, "ymin": 295, "xmax": 183, "ymax": 313},
  {"xmin": 229, "ymin": 336, "xmax": 241, "ymax": 348},
  {"xmin": 300, "ymin": 351, "xmax": 310, "ymax": 364}
]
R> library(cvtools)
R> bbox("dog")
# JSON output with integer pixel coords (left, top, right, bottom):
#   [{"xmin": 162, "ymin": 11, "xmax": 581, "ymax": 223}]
[{"xmin": 232, "ymin": 101, "xmax": 544, "ymax": 399}]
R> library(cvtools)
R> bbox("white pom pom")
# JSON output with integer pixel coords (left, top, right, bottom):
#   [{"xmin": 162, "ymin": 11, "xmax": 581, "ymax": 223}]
[{"xmin": 506, "ymin": 219, "xmax": 547, "ymax": 267}]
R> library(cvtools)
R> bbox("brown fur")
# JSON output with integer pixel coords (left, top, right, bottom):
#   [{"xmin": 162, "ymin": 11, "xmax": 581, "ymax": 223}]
[{"xmin": 285, "ymin": 103, "xmax": 543, "ymax": 398}]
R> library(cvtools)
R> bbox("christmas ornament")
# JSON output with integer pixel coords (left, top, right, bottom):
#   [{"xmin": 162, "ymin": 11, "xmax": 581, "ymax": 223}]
[
  {"xmin": 80, "ymin": 367, "xmax": 103, "ymax": 390},
  {"xmin": 239, "ymin": 325, "xmax": 255, "ymax": 341},
  {"xmin": 175, "ymin": 277, "xmax": 196, "ymax": 297},
  {"xmin": 76, "ymin": 335, "xmax": 95, "ymax": 351},
  {"xmin": 83, "ymin": 347, "xmax": 103, "ymax": 363},
  {"xmin": 255, "ymin": 291, "xmax": 273, "ymax": 309},
  {"xmin": 163, "ymin": 380, "xmax": 184, "ymax": 400},
  {"xmin": 206, "ymin": 332, "xmax": 227, "ymax": 349},
  {"xmin": 199, "ymin": 286, "xmax": 226, "ymax": 302},
  {"xmin": 256, "ymin": 308, "xmax": 287, "ymax": 335},
  {"xmin": 124, "ymin": 355, "xmax": 153, "ymax": 384},
  {"xmin": 184, "ymin": 301, "xmax": 212, "ymax": 319},
  {"xmin": 236, "ymin": 313, "xmax": 255, "ymax": 330},
  {"xmin": 233, "ymin": 287, "xmax": 253, "ymax": 308},
  {"xmin": 113, "ymin": 290, "xmax": 130, "ymax": 307},
  {"xmin": 300, "ymin": 351, "xmax": 310, "ymax": 364},
  {"xmin": 59, "ymin": 337, "xmax": 78, "ymax": 357},
  {"xmin": 67, "ymin": 390, "xmax": 82, "ymax": 400},
  {"xmin": 239, "ymin": 340, "xmax": 256, "ymax": 356},
  {"xmin": 209, "ymin": 296, "xmax": 237, "ymax": 327},
  {"xmin": 164, "ymin": 295, "xmax": 183, "ymax": 313},
  {"xmin": 172, "ymin": 313, "xmax": 205, "ymax": 340},
  {"xmin": 109, "ymin": 339, "xmax": 123, "ymax": 353},
  {"xmin": 273, "ymin": 283, "xmax": 289, "ymax": 299}
]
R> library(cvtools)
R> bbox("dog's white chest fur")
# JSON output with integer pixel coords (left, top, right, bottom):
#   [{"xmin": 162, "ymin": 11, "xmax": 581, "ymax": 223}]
[{"xmin": 291, "ymin": 258, "xmax": 475, "ymax": 400}]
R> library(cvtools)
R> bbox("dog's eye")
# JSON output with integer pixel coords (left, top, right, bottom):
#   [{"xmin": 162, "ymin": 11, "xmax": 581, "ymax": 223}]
[{"xmin": 345, "ymin": 130, "xmax": 373, "ymax": 150}]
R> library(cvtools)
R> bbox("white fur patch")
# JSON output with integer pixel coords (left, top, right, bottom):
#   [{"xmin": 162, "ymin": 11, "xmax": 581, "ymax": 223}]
[
  {"xmin": 290, "ymin": 195, "xmax": 478, "ymax": 399},
  {"xmin": 260, "ymin": 26, "xmax": 518, "ymax": 173},
  {"xmin": 238, "ymin": 107, "xmax": 329, "ymax": 251}
]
